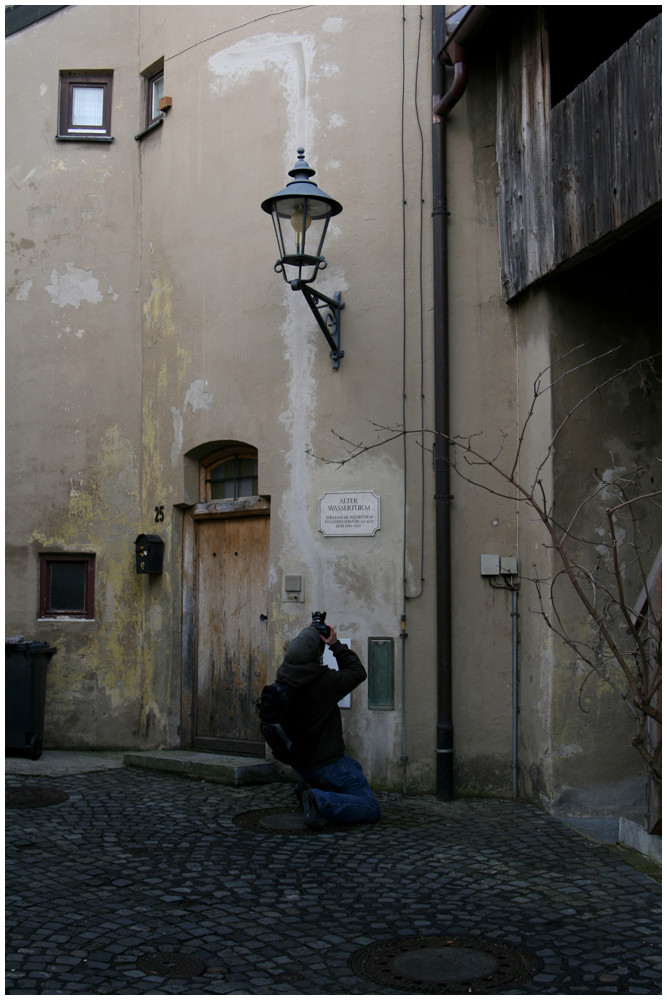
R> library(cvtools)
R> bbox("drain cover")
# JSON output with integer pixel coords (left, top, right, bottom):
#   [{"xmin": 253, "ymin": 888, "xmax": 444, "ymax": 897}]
[
  {"xmin": 5, "ymin": 786, "xmax": 69, "ymax": 809},
  {"xmin": 351, "ymin": 934, "xmax": 540, "ymax": 994},
  {"xmin": 233, "ymin": 807, "xmax": 351, "ymax": 835},
  {"xmin": 137, "ymin": 952, "xmax": 205, "ymax": 979}
]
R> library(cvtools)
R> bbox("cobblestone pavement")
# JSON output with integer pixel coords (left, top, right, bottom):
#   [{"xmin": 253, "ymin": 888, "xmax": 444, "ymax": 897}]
[{"xmin": 5, "ymin": 767, "xmax": 662, "ymax": 995}]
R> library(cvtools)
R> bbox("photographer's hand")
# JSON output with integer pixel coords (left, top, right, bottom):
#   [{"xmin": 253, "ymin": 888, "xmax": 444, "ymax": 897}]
[{"xmin": 323, "ymin": 626, "xmax": 338, "ymax": 645}]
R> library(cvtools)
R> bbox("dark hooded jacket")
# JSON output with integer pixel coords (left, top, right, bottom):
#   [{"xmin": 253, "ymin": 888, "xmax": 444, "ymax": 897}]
[{"xmin": 276, "ymin": 625, "xmax": 366, "ymax": 771}]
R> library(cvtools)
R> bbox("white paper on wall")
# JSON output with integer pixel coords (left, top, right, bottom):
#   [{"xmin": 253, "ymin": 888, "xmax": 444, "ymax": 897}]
[{"xmin": 323, "ymin": 639, "xmax": 352, "ymax": 708}]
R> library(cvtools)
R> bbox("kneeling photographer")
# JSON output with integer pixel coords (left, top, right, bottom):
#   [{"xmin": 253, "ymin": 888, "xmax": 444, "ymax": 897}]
[{"xmin": 274, "ymin": 613, "xmax": 381, "ymax": 830}]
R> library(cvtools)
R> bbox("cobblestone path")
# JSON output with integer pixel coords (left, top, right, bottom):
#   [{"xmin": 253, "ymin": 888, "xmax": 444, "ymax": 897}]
[{"xmin": 5, "ymin": 768, "xmax": 662, "ymax": 994}]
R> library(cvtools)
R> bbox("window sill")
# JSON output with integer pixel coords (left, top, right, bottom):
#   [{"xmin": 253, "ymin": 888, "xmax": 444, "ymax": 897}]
[
  {"xmin": 135, "ymin": 115, "xmax": 165, "ymax": 141},
  {"xmin": 55, "ymin": 134, "xmax": 114, "ymax": 143},
  {"xmin": 37, "ymin": 616, "xmax": 96, "ymax": 622}
]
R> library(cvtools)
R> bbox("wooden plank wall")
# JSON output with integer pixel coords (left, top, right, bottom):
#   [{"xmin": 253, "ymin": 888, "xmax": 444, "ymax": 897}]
[
  {"xmin": 497, "ymin": 13, "xmax": 662, "ymax": 301},
  {"xmin": 552, "ymin": 16, "xmax": 662, "ymax": 269},
  {"xmin": 496, "ymin": 8, "xmax": 553, "ymax": 302}
]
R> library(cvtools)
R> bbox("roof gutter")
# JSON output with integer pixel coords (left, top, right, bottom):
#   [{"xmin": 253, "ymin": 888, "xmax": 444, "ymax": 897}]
[{"xmin": 434, "ymin": 5, "xmax": 492, "ymax": 119}]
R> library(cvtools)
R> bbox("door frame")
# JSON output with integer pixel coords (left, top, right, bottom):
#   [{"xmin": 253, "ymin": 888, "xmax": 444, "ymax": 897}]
[{"xmin": 181, "ymin": 496, "xmax": 270, "ymax": 750}]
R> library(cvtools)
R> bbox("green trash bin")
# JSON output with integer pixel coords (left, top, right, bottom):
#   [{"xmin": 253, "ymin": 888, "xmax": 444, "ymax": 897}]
[{"xmin": 5, "ymin": 639, "xmax": 56, "ymax": 760}]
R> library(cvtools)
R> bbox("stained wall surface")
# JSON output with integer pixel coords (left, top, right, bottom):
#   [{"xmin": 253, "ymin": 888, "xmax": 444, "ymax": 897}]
[{"xmin": 6, "ymin": 6, "xmax": 659, "ymax": 816}]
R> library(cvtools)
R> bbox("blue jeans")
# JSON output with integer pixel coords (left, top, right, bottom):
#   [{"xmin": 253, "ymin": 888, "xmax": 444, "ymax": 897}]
[{"xmin": 298, "ymin": 755, "xmax": 381, "ymax": 824}]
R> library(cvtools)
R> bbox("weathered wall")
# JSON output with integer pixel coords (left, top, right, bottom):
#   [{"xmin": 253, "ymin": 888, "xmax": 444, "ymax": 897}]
[
  {"xmin": 443, "ymin": 16, "xmax": 660, "ymax": 816},
  {"xmin": 5, "ymin": 6, "xmax": 165, "ymax": 747},
  {"xmin": 5, "ymin": 6, "xmax": 439, "ymax": 790},
  {"xmin": 132, "ymin": 4, "xmax": 436, "ymax": 790},
  {"xmin": 516, "ymin": 222, "xmax": 661, "ymax": 820},
  {"xmin": 444, "ymin": 52, "xmax": 521, "ymax": 797},
  {"xmin": 6, "ymin": 5, "xmax": 657, "ymax": 814}
]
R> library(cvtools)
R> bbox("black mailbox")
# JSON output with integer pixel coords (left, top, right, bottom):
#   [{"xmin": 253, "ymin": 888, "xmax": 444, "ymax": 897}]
[{"xmin": 135, "ymin": 534, "xmax": 164, "ymax": 575}]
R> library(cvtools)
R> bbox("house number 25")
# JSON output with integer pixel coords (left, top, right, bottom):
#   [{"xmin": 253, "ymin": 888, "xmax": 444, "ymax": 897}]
[{"xmin": 154, "ymin": 505, "xmax": 165, "ymax": 523}]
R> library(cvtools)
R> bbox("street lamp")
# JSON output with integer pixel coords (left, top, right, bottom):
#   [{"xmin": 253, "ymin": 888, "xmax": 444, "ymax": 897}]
[{"xmin": 261, "ymin": 148, "xmax": 345, "ymax": 369}]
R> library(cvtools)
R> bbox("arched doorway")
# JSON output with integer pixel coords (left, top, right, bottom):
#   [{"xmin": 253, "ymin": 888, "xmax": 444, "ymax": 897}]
[{"xmin": 182, "ymin": 444, "xmax": 269, "ymax": 755}]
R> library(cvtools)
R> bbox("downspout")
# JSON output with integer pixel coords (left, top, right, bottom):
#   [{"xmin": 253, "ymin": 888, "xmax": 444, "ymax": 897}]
[
  {"xmin": 431, "ymin": 6, "xmax": 453, "ymax": 800},
  {"xmin": 434, "ymin": 6, "xmax": 492, "ymax": 119},
  {"xmin": 434, "ymin": 39, "xmax": 469, "ymax": 119},
  {"xmin": 431, "ymin": 5, "xmax": 492, "ymax": 800}
]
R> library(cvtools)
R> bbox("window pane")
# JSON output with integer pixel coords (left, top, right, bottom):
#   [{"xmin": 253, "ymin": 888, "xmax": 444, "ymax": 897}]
[
  {"xmin": 238, "ymin": 477, "xmax": 258, "ymax": 497},
  {"xmin": 205, "ymin": 454, "xmax": 258, "ymax": 500},
  {"xmin": 72, "ymin": 86, "xmax": 104, "ymax": 126},
  {"xmin": 50, "ymin": 562, "xmax": 86, "ymax": 611},
  {"xmin": 209, "ymin": 460, "xmax": 234, "ymax": 482},
  {"xmin": 209, "ymin": 480, "xmax": 234, "ymax": 500},
  {"xmin": 151, "ymin": 75, "xmax": 164, "ymax": 120},
  {"xmin": 239, "ymin": 458, "xmax": 256, "ymax": 477}
]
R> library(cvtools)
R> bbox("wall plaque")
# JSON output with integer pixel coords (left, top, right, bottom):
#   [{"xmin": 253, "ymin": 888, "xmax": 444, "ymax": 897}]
[{"xmin": 318, "ymin": 491, "xmax": 381, "ymax": 536}]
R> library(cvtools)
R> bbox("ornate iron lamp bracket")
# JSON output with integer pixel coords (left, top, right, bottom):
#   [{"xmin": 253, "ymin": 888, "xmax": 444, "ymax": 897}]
[{"xmin": 291, "ymin": 281, "xmax": 344, "ymax": 369}]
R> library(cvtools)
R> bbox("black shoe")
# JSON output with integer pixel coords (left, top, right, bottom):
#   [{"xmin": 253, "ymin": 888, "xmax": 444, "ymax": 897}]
[
  {"xmin": 302, "ymin": 788, "xmax": 326, "ymax": 830},
  {"xmin": 294, "ymin": 779, "xmax": 308, "ymax": 806}
]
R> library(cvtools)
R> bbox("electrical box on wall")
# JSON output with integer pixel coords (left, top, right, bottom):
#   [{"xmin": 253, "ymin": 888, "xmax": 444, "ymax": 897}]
[
  {"xmin": 480, "ymin": 554, "xmax": 518, "ymax": 577},
  {"xmin": 480, "ymin": 554, "xmax": 500, "ymax": 576},
  {"xmin": 135, "ymin": 534, "xmax": 164, "ymax": 575},
  {"xmin": 283, "ymin": 573, "xmax": 304, "ymax": 602}
]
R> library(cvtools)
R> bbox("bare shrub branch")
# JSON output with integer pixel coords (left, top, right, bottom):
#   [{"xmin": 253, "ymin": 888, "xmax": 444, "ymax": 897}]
[{"xmin": 308, "ymin": 349, "xmax": 662, "ymax": 784}]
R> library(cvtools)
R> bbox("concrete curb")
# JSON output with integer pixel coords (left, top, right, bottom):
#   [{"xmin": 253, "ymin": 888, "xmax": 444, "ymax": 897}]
[{"xmin": 122, "ymin": 750, "xmax": 275, "ymax": 786}]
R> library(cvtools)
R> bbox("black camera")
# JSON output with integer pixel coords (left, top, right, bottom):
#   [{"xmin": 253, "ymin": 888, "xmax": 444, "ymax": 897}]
[{"xmin": 311, "ymin": 611, "xmax": 331, "ymax": 638}]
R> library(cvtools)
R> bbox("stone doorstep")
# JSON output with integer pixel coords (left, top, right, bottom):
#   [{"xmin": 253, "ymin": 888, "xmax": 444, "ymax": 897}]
[
  {"xmin": 619, "ymin": 817, "xmax": 662, "ymax": 864},
  {"xmin": 560, "ymin": 815, "xmax": 662, "ymax": 866},
  {"xmin": 123, "ymin": 750, "xmax": 275, "ymax": 787}
]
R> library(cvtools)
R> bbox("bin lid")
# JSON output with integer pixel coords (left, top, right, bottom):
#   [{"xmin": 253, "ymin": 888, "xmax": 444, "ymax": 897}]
[{"xmin": 5, "ymin": 639, "xmax": 57, "ymax": 654}]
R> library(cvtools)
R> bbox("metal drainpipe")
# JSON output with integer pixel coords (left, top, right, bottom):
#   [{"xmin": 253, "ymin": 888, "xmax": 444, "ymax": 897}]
[
  {"xmin": 431, "ymin": 6, "xmax": 453, "ymax": 800},
  {"xmin": 434, "ymin": 6, "xmax": 492, "ymax": 119},
  {"xmin": 512, "ymin": 588, "xmax": 519, "ymax": 798}
]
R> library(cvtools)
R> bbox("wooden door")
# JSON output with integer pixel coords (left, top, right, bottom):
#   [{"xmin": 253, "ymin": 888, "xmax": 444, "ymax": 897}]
[{"xmin": 193, "ymin": 512, "xmax": 269, "ymax": 755}]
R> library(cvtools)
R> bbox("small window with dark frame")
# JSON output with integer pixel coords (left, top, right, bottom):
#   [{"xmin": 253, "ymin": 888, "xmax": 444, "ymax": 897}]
[
  {"xmin": 39, "ymin": 554, "xmax": 96, "ymax": 619},
  {"xmin": 201, "ymin": 449, "xmax": 259, "ymax": 502},
  {"xmin": 58, "ymin": 71, "xmax": 113, "ymax": 141}
]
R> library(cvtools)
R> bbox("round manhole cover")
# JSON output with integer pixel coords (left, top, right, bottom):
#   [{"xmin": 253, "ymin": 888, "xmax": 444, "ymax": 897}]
[
  {"xmin": 351, "ymin": 935, "xmax": 540, "ymax": 994},
  {"xmin": 137, "ymin": 952, "xmax": 205, "ymax": 979},
  {"xmin": 233, "ymin": 807, "xmax": 351, "ymax": 835},
  {"xmin": 6, "ymin": 786, "xmax": 69, "ymax": 809}
]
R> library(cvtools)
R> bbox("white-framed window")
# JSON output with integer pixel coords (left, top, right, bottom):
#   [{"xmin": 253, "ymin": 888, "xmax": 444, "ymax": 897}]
[{"xmin": 146, "ymin": 64, "xmax": 165, "ymax": 126}]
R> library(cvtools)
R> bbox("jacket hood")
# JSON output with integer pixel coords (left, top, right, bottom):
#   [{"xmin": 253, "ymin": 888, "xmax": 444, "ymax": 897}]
[{"xmin": 277, "ymin": 625, "xmax": 326, "ymax": 688}]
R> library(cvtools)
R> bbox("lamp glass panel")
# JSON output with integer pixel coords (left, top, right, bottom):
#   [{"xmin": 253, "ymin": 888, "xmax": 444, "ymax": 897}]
[{"xmin": 274, "ymin": 195, "xmax": 332, "ymax": 220}]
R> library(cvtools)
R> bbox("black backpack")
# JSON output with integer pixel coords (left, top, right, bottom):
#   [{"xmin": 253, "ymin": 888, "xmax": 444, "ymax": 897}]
[{"xmin": 256, "ymin": 680, "xmax": 315, "ymax": 765}]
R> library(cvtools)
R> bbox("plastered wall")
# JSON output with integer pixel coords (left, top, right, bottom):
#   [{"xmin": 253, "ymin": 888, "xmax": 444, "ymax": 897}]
[{"xmin": 5, "ymin": 6, "xmax": 439, "ymax": 792}]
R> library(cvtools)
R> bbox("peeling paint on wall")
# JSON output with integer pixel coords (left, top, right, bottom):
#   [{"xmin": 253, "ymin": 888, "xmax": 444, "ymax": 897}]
[
  {"xmin": 185, "ymin": 379, "xmax": 213, "ymax": 412},
  {"xmin": 171, "ymin": 406, "xmax": 183, "ymax": 468},
  {"xmin": 28, "ymin": 205, "xmax": 57, "ymax": 225},
  {"xmin": 208, "ymin": 32, "xmax": 317, "ymax": 161},
  {"xmin": 16, "ymin": 278, "xmax": 33, "ymax": 300},
  {"xmin": 322, "ymin": 17, "xmax": 346, "ymax": 33},
  {"xmin": 44, "ymin": 263, "xmax": 104, "ymax": 308},
  {"xmin": 144, "ymin": 278, "xmax": 174, "ymax": 331},
  {"xmin": 24, "ymin": 425, "xmax": 157, "ymax": 748}
]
